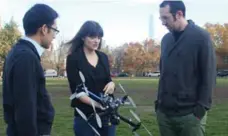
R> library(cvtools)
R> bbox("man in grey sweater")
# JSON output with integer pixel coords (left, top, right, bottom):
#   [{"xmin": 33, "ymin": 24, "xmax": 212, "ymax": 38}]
[{"xmin": 155, "ymin": 1, "xmax": 216, "ymax": 136}]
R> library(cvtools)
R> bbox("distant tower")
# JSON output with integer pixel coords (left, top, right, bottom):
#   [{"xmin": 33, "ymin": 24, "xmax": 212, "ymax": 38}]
[
  {"xmin": 102, "ymin": 39, "xmax": 106, "ymax": 47},
  {"xmin": 149, "ymin": 14, "xmax": 154, "ymax": 39},
  {"xmin": 0, "ymin": 16, "xmax": 1, "ymax": 30}
]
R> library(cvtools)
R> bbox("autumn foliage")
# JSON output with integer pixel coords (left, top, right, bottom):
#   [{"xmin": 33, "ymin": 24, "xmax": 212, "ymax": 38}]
[
  {"xmin": 204, "ymin": 23, "xmax": 228, "ymax": 69},
  {"xmin": 122, "ymin": 39, "xmax": 160, "ymax": 75},
  {"xmin": 205, "ymin": 23, "xmax": 228, "ymax": 50},
  {"xmin": 0, "ymin": 19, "xmax": 21, "ymax": 72}
]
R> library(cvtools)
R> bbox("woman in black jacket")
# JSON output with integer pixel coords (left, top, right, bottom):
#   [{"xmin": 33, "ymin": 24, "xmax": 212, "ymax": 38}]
[{"xmin": 66, "ymin": 20, "xmax": 116, "ymax": 136}]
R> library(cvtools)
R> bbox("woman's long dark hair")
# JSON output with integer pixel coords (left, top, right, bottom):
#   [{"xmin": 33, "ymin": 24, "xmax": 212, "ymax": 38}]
[{"xmin": 66, "ymin": 20, "xmax": 104, "ymax": 54}]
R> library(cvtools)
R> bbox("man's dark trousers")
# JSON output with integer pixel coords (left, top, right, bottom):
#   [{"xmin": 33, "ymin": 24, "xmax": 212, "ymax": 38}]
[{"xmin": 156, "ymin": 110, "xmax": 207, "ymax": 136}]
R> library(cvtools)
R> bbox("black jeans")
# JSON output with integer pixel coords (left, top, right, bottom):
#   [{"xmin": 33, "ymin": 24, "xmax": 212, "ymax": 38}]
[{"xmin": 73, "ymin": 116, "xmax": 116, "ymax": 136}]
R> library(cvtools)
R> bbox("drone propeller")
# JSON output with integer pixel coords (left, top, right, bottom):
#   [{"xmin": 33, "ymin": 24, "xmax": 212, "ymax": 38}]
[
  {"xmin": 79, "ymin": 71, "xmax": 88, "ymax": 95},
  {"xmin": 70, "ymin": 92, "xmax": 78, "ymax": 100},
  {"xmin": 79, "ymin": 71, "xmax": 102, "ymax": 128},
  {"xmin": 75, "ymin": 107, "xmax": 101, "ymax": 136},
  {"xmin": 130, "ymin": 110, "xmax": 141, "ymax": 123},
  {"xmin": 89, "ymin": 97, "xmax": 102, "ymax": 128},
  {"xmin": 142, "ymin": 124, "xmax": 153, "ymax": 136},
  {"xmin": 119, "ymin": 83, "xmax": 137, "ymax": 108}
]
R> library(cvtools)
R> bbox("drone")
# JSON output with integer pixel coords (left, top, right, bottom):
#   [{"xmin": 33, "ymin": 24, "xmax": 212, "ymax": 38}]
[{"xmin": 69, "ymin": 71, "xmax": 153, "ymax": 136}]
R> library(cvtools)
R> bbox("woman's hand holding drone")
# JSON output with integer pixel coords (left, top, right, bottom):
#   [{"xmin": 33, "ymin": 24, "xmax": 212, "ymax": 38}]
[{"xmin": 103, "ymin": 81, "xmax": 115, "ymax": 95}]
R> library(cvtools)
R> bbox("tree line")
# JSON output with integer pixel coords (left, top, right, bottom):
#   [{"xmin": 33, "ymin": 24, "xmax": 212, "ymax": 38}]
[{"xmin": 0, "ymin": 19, "xmax": 227, "ymax": 76}]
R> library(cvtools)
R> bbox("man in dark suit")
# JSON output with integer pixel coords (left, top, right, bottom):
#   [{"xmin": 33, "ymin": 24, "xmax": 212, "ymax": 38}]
[
  {"xmin": 155, "ymin": 1, "xmax": 216, "ymax": 136},
  {"xmin": 2, "ymin": 4, "xmax": 59, "ymax": 136}
]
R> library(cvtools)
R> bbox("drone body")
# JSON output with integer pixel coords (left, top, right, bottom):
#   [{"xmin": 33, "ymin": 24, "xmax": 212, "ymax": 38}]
[{"xmin": 69, "ymin": 71, "xmax": 152, "ymax": 136}]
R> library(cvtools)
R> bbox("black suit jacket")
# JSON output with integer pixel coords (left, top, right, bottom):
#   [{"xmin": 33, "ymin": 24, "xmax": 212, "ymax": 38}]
[
  {"xmin": 2, "ymin": 39, "xmax": 55, "ymax": 136},
  {"xmin": 66, "ymin": 47, "xmax": 112, "ymax": 116}
]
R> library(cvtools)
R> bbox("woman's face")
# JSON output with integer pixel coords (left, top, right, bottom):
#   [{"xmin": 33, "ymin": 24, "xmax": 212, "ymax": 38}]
[{"xmin": 83, "ymin": 36, "xmax": 101, "ymax": 51}]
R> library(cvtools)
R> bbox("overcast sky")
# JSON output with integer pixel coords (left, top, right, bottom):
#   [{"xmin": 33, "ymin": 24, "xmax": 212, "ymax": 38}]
[{"xmin": 0, "ymin": 0, "xmax": 227, "ymax": 47}]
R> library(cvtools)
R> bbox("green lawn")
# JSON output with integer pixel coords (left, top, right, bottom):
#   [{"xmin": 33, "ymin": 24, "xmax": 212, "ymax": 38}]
[{"xmin": 0, "ymin": 77, "xmax": 228, "ymax": 136}]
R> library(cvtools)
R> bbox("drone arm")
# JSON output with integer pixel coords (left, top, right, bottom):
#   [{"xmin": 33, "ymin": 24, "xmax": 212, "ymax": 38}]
[
  {"xmin": 117, "ymin": 113, "xmax": 140, "ymax": 129},
  {"xmin": 70, "ymin": 91, "xmax": 104, "ymax": 110},
  {"xmin": 121, "ymin": 95, "xmax": 128, "ymax": 103},
  {"xmin": 78, "ymin": 95, "xmax": 104, "ymax": 109}
]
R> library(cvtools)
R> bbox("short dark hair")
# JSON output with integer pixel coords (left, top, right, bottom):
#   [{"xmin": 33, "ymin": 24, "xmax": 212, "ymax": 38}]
[
  {"xmin": 67, "ymin": 20, "xmax": 104, "ymax": 54},
  {"xmin": 23, "ymin": 4, "xmax": 59, "ymax": 36},
  {"xmin": 160, "ymin": 0, "xmax": 186, "ymax": 17}
]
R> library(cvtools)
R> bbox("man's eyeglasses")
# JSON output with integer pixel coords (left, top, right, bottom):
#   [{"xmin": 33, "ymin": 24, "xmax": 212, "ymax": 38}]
[{"xmin": 47, "ymin": 25, "xmax": 60, "ymax": 35}]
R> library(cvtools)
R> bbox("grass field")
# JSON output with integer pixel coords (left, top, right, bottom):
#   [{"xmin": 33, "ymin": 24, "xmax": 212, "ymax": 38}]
[{"xmin": 0, "ymin": 77, "xmax": 228, "ymax": 136}]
